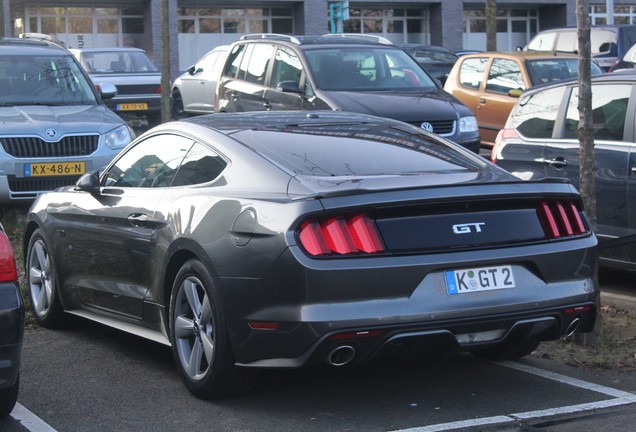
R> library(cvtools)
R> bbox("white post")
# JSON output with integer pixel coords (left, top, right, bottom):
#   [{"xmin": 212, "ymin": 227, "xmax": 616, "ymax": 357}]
[{"xmin": 607, "ymin": 0, "xmax": 614, "ymax": 25}]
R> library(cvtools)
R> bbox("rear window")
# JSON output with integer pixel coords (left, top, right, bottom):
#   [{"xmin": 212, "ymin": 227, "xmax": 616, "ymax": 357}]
[
  {"xmin": 509, "ymin": 86, "xmax": 567, "ymax": 139},
  {"xmin": 234, "ymin": 125, "xmax": 482, "ymax": 176}
]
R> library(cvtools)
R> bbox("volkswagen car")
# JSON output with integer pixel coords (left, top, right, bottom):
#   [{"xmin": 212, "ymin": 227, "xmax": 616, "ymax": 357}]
[{"xmin": 24, "ymin": 111, "xmax": 598, "ymax": 398}]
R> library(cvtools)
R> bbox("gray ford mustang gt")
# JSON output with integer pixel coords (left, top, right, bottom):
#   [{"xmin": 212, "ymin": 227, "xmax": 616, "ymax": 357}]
[{"xmin": 23, "ymin": 111, "xmax": 598, "ymax": 398}]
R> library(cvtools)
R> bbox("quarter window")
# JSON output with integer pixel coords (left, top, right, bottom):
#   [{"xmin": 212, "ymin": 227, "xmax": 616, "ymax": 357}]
[
  {"xmin": 172, "ymin": 142, "xmax": 227, "ymax": 186},
  {"xmin": 510, "ymin": 86, "xmax": 566, "ymax": 139}
]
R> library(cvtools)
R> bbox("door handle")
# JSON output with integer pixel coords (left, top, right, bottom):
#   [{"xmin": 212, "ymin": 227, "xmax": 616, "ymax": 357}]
[
  {"xmin": 128, "ymin": 213, "xmax": 149, "ymax": 227},
  {"xmin": 263, "ymin": 101, "xmax": 271, "ymax": 110},
  {"xmin": 231, "ymin": 93, "xmax": 238, "ymax": 101},
  {"xmin": 541, "ymin": 157, "xmax": 569, "ymax": 169},
  {"xmin": 479, "ymin": 98, "xmax": 486, "ymax": 104}
]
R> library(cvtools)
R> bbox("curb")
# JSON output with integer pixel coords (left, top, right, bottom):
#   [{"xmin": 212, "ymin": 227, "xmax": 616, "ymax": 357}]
[{"xmin": 601, "ymin": 291, "xmax": 636, "ymax": 312}]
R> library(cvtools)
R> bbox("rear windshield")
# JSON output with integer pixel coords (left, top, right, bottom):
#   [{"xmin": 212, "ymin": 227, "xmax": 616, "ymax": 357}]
[
  {"xmin": 79, "ymin": 51, "xmax": 158, "ymax": 73},
  {"xmin": 525, "ymin": 59, "xmax": 603, "ymax": 86},
  {"xmin": 234, "ymin": 124, "xmax": 483, "ymax": 176},
  {"xmin": 0, "ymin": 54, "xmax": 98, "ymax": 106}
]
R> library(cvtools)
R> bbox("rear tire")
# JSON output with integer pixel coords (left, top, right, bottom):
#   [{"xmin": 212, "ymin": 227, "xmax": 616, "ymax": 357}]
[
  {"xmin": 26, "ymin": 229, "xmax": 66, "ymax": 328},
  {"xmin": 171, "ymin": 91, "xmax": 186, "ymax": 120},
  {"xmin": 169, "ymin": 259, "xmax": 257, "ymax": 398},
  {"xmin": 471, "ymin": 337, "xmax": 541, "ymax": 361}
]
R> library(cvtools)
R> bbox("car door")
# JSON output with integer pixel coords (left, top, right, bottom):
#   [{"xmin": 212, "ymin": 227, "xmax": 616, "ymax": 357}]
[
  {"xmin": 478, "ymin": 57, "xmax": 528, "ymax": 146},
  {"xmin": 181, "ymin": 49, "xmax": 225, "ymax": 113},
  {"xmin": 545, "ymin": 83, "xmax": 633, "ymax": 248},
  {"xmin": 54, "ymin": 133, "xmax": 193, "ymax": 318}
]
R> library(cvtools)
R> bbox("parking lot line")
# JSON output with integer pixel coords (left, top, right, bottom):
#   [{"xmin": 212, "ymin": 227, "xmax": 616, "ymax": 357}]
[
  {"xmin": 393, "ymin": 360, "xmax": 636, "ymax": 432},
  {"xmin": 10, "ymin": 403, "xmax": 57, "ymax": 432}
]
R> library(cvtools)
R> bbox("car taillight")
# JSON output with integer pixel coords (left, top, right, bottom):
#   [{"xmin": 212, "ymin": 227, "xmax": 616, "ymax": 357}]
[
  {"xmin": 537, "ymin": 201, "xmax": 587, "ymax": 239},
  {"xmin": 299, "ymin": 214, "xmax": 385, "ymax": 256},
  {"xmin": 0, "ymin": 230, "xmax": 18, "ymax": 282},
  {"xmin": 492, "ymin": 128, "xmax": 519, "ymax": 163},
  {"xmin": 155, "ymin": 85, "xmax": 162, "ymax": 93}
]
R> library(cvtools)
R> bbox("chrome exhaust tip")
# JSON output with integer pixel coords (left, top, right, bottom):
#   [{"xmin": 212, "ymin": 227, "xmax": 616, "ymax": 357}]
[
  {"xmin": 326, "ymin": 345, "xmax": 356, "ymax": 366},
  {"xmin": 564, "ymin": 318, "xmax": 581, "ymax": 339}
]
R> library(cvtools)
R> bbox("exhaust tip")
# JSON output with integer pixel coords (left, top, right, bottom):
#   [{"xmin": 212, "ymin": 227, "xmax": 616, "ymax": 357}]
[
  {"xmin": 564, "ymin": 318, "xmax": 581, "ymax": 339},
  {"xmin": 326, "ymin": 345, "xmax": 356, "ymax": 366}
]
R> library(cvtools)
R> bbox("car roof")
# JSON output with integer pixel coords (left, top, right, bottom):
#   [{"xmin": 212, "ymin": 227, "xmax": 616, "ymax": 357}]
[
  {"xmin": 69, "ymin": 47, "xmax": 147, "ymax": 53},
  {"xmin": 459, "ymin": 51, "xmax": 580, "ymax": 61},
  {"xmin": 518, "ymin": 71, "xmax": 636, "ymax": 96},
  {"xmin": 236, "ymin": 33, "xmax": 394, "ymax": 48},
  {"xmin": 0, "ymin": 37, "xmax": 68, "ymax": 55}
]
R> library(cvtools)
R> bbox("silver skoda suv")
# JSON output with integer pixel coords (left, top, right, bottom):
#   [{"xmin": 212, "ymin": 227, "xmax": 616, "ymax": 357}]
[{"xmin": 0, "ymin": 35, "xmax": 134, "ymax": 204}]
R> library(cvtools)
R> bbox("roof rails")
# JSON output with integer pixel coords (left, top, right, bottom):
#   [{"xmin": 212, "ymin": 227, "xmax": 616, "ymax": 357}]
[
  {"xmin": 321, "ymin": 33, "xmax": 394, "ymax": 45},
  {"xmin": 240, "ymin": 33, "xmax": 301, "ymax": 45},
  {"xmin": 19, "ymin": 32, "xmax": 66, "ymax": 47}
]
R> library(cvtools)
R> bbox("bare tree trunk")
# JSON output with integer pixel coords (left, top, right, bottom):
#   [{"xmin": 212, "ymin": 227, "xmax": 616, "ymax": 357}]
[
  {"xmin": 486, "ymin": 0, "xmax": 497, "ymax": 51},
  {"xmin": 575, "ymin": 0, "xmax": 602, "ymax": 347},
  {"xmin": 161, "ymin": 0, "xmax": 171, "ymax": 123}
]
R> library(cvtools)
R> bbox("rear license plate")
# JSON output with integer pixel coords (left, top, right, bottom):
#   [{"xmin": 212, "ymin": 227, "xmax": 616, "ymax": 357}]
[
  {"xmin": 445, "ymin": 265, "xmax": 515, "ymax": 295},
  {"xmin": 117, "ymin": 103, "xmax": 148, "ymax": 111},
  {"xmin": 25, "ymin": 162, "xmax": 86, "ymax": 177}
]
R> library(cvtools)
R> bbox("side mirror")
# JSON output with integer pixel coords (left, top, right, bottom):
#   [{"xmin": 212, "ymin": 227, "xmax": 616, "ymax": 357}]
[
  {"xmin": 187, "ymin": 65, "xmax": 196, "ymax": 75},
  {"xmin": 76, "ymin": 171, "xmax": 101, "ymax": 194},
  {"xmin": 96, "ymin": 82, "xmax": 118, "ymax": 100},
  {"xmin": 276, "ymin": 80, "xmax": 302, "ymax": 94},
  {"xmin": 508, "ymin": 89, "xmax": 523, "ymax": 98}
]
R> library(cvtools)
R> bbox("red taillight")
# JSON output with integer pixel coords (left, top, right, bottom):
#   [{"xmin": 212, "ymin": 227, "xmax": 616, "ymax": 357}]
[
  {"xmin": 298, "ymin": 214, "xmax": 385, "ymax": 256},
  {"xmin": 538, "ymin": 201, "xmax": 587, "ymax": 239},
  {"xmin": 155, "ymin": 85, "xmax": 162, "ymax": 94},
  {"xmin": 492, "ymin": 128, "xmax": 519, "ymax": 163},
  {"xmin": 0, "ymin": 230, "xmax": 18, "ymax": 283}
]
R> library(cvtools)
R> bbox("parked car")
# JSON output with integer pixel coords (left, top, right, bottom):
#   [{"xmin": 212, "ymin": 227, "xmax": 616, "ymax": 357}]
[
  {"xmin": 444, "ymin": 51, "xmax": 603, "ymax": 148},
  {"xmin": 70, "ymin": 47, "xmax": 162, "ymax": 126},
  {"xmin": 523, "ymin": 25, "xmax": 636, "ymax": 71},
  {"xmin": 399, "ymin": 44, "xmax": 458, "ymax": 85},
  {"xmin": 171, "ymin": 45, "xmax": 229, "ymax": 119},
  {"xmin": 0, "ymin": 36, "xmax": 135, "ymax": 204},
  {"xmin": 492, "ymin": 72, "xmax": 636, "ymax": 272},
  {"xmin": 0, "ymin": 222, "xmax": 23, "ymax": 418},
  {"xmin": 216, "ymin": 34, "xmax": 480, "ymax": 153},
  {"xmin": 609, "ymin": 41, "xmax": 636, "ymax": 71},
  {"xmin": 24, "ymin": 110, "xmax": 598, "ymax": 399}
]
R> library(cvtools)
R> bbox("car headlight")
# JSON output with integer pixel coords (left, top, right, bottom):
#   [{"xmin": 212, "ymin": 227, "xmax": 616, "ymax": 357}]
[
  {"xmin": 459, "ymin": 115, "xmax": 479, "ymax": 133},
  {"xmin": 105, "ymin": 124, "xmax": 135, "ymax": 150}
]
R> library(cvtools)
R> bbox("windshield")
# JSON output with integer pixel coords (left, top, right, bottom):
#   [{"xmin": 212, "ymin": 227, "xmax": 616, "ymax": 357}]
[
  {"xmin": 526, "ymin": 58, "xmax": 603, "ymax": 86},
  {"xmin": 0, "ymin": 54, "xmax": 98, "ymax": 106},
  {"xmin": 305, "ymin": 47, "xmax": 436, "ymax": 91},
  {"xmin": 80, "ymin": 51, "xmax": 158, "ymax": 73},
  {"xmin": 404, "ymin": 47, "xmax": 458, "ymax": 64}
]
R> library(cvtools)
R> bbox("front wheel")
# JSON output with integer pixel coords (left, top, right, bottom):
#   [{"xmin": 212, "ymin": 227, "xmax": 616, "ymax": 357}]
[
  {"xmin": 169, "ymin": 259, "xmax": 257, "ymax": 398},
  {"xmin": 26, "ymin": 229, "xmax": 65, "ymax": 328},
  {"xmin": 171, "ymin": 91, "xmax": 186, "ymax": 120}
]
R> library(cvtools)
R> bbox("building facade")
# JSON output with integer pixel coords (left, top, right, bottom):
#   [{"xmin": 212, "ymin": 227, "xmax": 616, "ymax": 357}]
[{"xmin": 2, "ymin": 1, "xmax": 636, "ymax": 76}]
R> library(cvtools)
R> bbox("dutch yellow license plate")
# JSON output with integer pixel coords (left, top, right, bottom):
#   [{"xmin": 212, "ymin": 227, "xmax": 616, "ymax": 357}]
[
  {"xmin": 25, "ymin": 162, "xmax": 86, "ymax": 177},
  {"xmin": 117, "ymin": 103, "xmax": 148, "ymax": 111}
]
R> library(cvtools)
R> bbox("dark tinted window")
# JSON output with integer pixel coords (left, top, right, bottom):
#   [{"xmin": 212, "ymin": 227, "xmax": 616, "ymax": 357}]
[
  {"xmin": 510, "ymin": 86, "xmax": 566, "ymax": 139},
  {"xmin": 564, "ymin": 84, "xmax": 630, "ymax": 141},
  {"xmin": 235, "ymin": 125, "xmax": 482, "ymax": 176},
  {"xmin": 172, "ymin": 142, "xmax": 227, "ymax": 186}
]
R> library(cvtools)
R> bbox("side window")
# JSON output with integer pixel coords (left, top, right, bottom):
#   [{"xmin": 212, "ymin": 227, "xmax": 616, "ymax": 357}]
[
  {"xmin": 172, "ymin": 142, "xmax": 227, "ymax": 186},
  {"xmin": 511, "ymin": 86, "xmax": 566, "ymax": 139},
  {"xmin": 104, "ymin": 134, "xmax": 194, "ymax": 188},
  {"xmin": 222, "ymin": 44, "xmax": 246, "ymax": 78},
  {"xmin": 270, "ymin": 47, "xmax": 302, "ymax": 89},
  {"xmin": 485, "ymin": 58, "xmax": 524, "ymax": 94},
  {"xmin": 527, "ymin": 32, "xmax": 556, "ymax": 51},
  {"xmin": 237, "ymin": 44, "xmax": 254, "ymax": 81},
  {"xmin": 459, "ymin": 58, "xmax": 488, "ymax": 90},
  {"xmin": 198, "ymin": 51, "xmax": 219, "ymax": 73},
  {"xmin": 245, "ymin": 44, "xmax": 275, "ymax": 85},
  {"xmin": 564, "ymin": 84, "xmax": 631, "ymax": 141},
  {"xmin": 554, "ymin": 31, "xmax": 577, "ymax": 53}
]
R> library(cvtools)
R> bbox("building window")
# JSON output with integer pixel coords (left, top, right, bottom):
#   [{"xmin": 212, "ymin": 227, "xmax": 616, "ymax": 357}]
[{"xmin": 341, "ymin": 8, "xmax": 429, "ymax": 43}]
